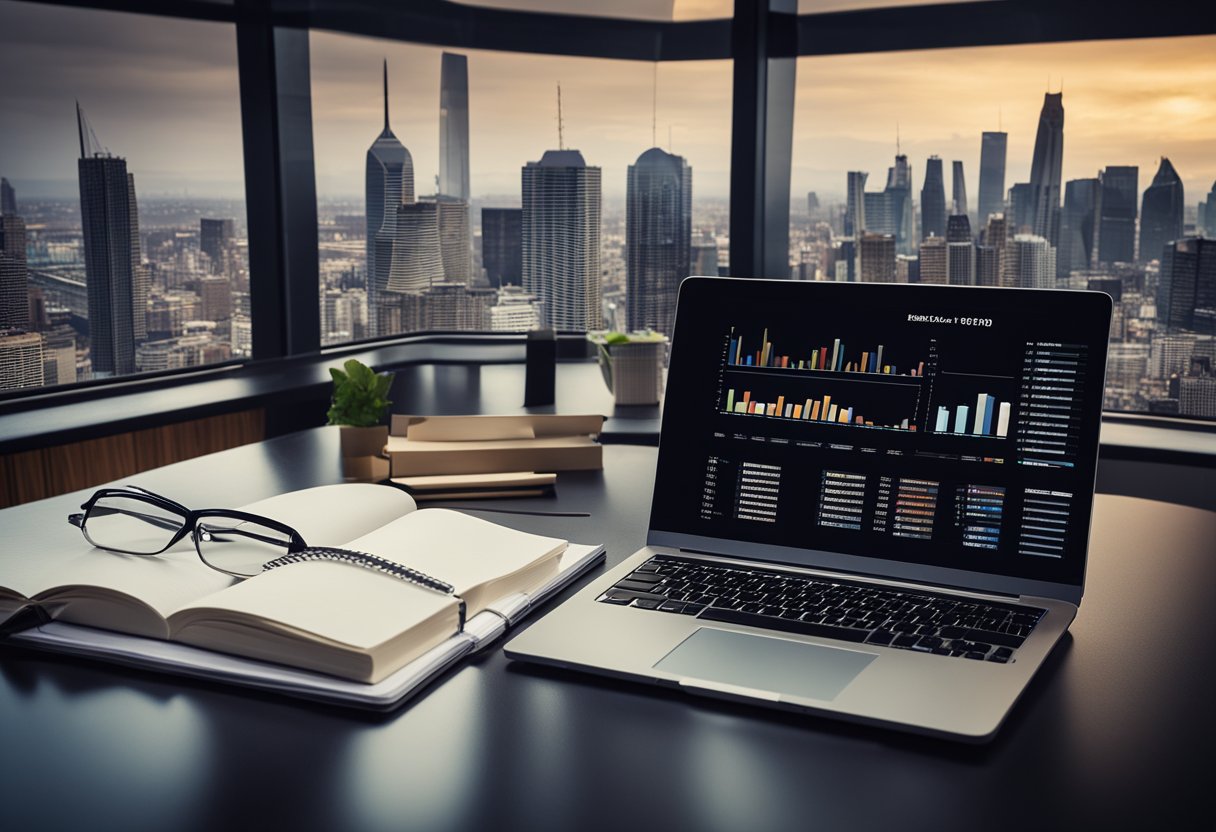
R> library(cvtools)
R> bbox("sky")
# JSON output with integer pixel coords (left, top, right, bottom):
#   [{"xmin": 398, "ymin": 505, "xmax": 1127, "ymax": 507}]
[{"xmin": 1, "ymin": 0, "xmax": 1212, "ymax": 210}]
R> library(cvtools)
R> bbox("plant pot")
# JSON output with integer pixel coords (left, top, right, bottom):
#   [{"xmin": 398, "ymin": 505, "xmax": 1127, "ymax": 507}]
[
  {"xmin": 599, "ymin": 341, "xmax": 665, "ymax": 405},
  {"xmin": 339, "ymin": 425, "xmax": 390, "ymax": 482}
]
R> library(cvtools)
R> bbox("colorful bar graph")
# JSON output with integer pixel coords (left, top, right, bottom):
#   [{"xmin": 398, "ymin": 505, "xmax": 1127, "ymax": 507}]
[
  {"xmin": 726, "ymin": 328, "xmax": 923, "ymax": 377},
  {"xmin": 723, "ymin": 388, "xmax": 916, "ymax": 432},
  {"xmin": 932, "ymin": 394, "xmax": 1011, "ymax": 439}
]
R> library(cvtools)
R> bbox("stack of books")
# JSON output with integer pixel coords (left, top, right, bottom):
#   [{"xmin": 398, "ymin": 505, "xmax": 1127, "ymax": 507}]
[{"xmin": 386, "ymin": 414, "xmax": 604, "ymax": 500}]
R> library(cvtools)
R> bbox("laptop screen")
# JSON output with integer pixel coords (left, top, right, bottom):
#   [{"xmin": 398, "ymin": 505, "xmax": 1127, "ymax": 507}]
[{"xmin": 649, "ymin": 278, "xmax": 1112, "ymax": 596}]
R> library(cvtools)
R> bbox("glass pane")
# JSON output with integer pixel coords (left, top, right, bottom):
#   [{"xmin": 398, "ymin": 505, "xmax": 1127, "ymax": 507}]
[
  {"xmin": 0, "ymin": 2, "xmax": 248, "ymax": 392},
  {"xmin": 84, "ymin": 495, "xmax": 185, "ymax": 555},
  {"xmin": 449, "ymin": 1, "xmax": 733, "ymax": 21},
  {"xmin": 790, "ymin": 36, "xmax": 1216, "ymax": 419},
  {"xmin": 195, "ymin": 515, "xmax": 294, "ymax": 577},
  {"xmin": 311, "ymin": 32, "xmax": 730, "ymax": 343}
]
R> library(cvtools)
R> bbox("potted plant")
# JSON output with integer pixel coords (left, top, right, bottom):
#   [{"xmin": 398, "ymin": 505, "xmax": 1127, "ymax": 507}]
[
  {"xmin": 327, "ymin": 358, "xmax": 395, "ymax": 480},
  {"xmin": 588, "ymin": 330, "xmax": 668, "ymax": 405}
]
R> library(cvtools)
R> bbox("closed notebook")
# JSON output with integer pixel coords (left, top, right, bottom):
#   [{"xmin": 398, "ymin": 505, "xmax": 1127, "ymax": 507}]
[{"xmin": 0, "ymin": 484, "xmax": 566, "ymax": 683}]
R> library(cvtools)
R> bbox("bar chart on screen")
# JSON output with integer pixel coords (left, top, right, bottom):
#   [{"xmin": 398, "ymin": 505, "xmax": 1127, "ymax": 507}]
[{"xmin": 930, "ymin": 393, "xmax": 1014, "ymax": 439}]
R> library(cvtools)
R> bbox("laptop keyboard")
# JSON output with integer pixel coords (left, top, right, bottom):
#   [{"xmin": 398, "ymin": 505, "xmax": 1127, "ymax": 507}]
[{"xmin": 597, "ymin": 555, "xmax": 1046, "ymax": 663}]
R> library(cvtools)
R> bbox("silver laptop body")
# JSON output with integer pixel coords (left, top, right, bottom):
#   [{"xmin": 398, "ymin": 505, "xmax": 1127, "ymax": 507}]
[{"xmin": 507, "ymin": 278, "xmax": 1112, "ymax": 742}]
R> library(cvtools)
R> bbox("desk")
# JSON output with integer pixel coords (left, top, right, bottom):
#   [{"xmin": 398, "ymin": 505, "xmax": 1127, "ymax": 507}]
[{"xmin": 1, "ymin": 428, "xmax": 1212, "ymax": 831}]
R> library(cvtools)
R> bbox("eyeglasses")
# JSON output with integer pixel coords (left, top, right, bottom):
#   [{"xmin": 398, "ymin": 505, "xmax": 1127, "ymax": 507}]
[{"xmin": 68, "ymin": 485, "xmax": 309, "ymax": 578}]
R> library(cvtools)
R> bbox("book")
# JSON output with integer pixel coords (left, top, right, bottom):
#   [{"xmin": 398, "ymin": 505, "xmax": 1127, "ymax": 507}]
[
  {"xmin": 386, "ymin": 414, "xmax": 604, "ymax": 477},
  {"xmin": 0, "ymin": 484, "xmax": 582, "ymax": 685},
  {"xmin": 390, "ymin": 471, "xmax": 557, "ymax": 501}
]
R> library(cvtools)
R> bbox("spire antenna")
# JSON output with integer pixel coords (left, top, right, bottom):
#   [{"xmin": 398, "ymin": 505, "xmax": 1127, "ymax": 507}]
[
  {"xmin": 652, "ymin": 63, "xmax": 658, "ymax": 148},
  {"xmin": 383, "ymin": 59, "xmax": 390, "ymax": 131},
  {"xmin": 557, "ymin": 82, "xmax": 565, "ymax": 151}
]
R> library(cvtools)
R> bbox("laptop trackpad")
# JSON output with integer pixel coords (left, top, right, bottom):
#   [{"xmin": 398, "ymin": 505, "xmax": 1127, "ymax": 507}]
[{"xmin": 654, "ymin": 627, "xmax": 877, "ymax": 702}]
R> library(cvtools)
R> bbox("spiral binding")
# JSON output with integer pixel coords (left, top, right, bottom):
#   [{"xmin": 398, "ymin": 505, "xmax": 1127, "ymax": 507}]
[{"xmin": 263, "ymin": 547, "xmax": 455, "ymax": 595}]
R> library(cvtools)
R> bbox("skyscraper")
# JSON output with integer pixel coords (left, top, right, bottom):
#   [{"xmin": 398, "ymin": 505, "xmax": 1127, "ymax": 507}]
[
  {"xmin": 1157, "ymin": 237, "xmax": 1215, "ymax": 332},
  {"xmin": 521, "ymin": 149, "xmax": 602, "ymax": 331},
  {"xmin": 1059, "ymin": 178, "xmax": 1101, "ymax": 277},
  {"xmin": 365, "ymin": 61, "xmax": 415, "ymax": 337},
  {"xmin": 625, "ymin": 147, "xmax": 691, "ymax": 337},
  {"xmin": 884, "ymin": 153, "xmax": 915, "ymax": 254},
  {"xmin": 859, "ymin": 233, "xmax": 896, "ymax": 283},
  {"xmin": 946, "ymin": 215, "xmax": 974, "ymax": 285},
  {"xmin": 1005, "ymin": 234, "xmax": 1056, "ymax": 289},
  {"xmin": 386, "ymin": 202, "xmax": 443, "ymax": 296},
  {"xmin": 0, "ymin": 215, "xmax": 29, "ymax": 329},
  {"xmin": 438, "ymin": 52, "xmax": 472, "ymax": 286},
  {"xmin": 951, "ymin": 160, "xmax": 968, "ymax": 220},
  {"xmin": 1097, "ymin": 166, "xmax": 1138, "ymax": 264},
  {"xmin": 918, "ymin": 236, "xmax": 947, "ymax": 284},
  {"xmin": 0, "ymin": 178, "xmax": 15, "ymax": 215},
  {"xmin": 1200, "ymin": 181, "xmax": 1216, "ymax": 237},
  {"xmin": 199, "ymin": 218, "xmax": 235, "ymax": 274},
  {"xmin": 77, "ymin": 102, "xmax": 147, "ymax": 378},
  {"xmin": 433, "ymin": 195, "xmax": 472, "ymax": 284},
  {"xmin": 920, "ymin": 156, "xmax": 947, "ymax": 240},
  {"xmin": 482, "ymin": 208, "xmax": 522, "ymax": 288},
  {"xmin": 977, "ymin": 131, "xmax": 1008, "ymax": 225},
  {"xmin": 845, "ymin": 171, "xmax": 868, "ymax": 237},
  {"xmin": 0, "ymin": 330, "xmax": 44, "ymax": 390},
  {"xmin": 1028, "ymin": 92, "xmax": 1065, "ymax": 247},
  {"xmin": 864, "ymin": 191, "xmax": 892, "ymax": 236},
  {"xmin": 1008, "ymin": 182, "xmax": 1035, "ymax": 233},
  {"xmin": 438, "ymin": 52, "xmax": 470, "ymax": 203},
  {"xmin": 1139, "ymin": 157, "xmax": 1185, "ymax": 264},
  {"xmin": 977, "ymin": 213, "xmax": 1007, "ymax": 287}
]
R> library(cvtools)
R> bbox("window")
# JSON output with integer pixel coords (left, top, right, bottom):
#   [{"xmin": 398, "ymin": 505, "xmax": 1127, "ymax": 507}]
[
  {"xmin": 0, "ymin": 0, "xmax": 248, "ymax": 392},
  {"xmin": 790, "ymin": 35, "xmax": 1216, "ymax": 419},
  {"xmin": 311, "ymin": 30, "xmax": 730, "ymax": 345}
]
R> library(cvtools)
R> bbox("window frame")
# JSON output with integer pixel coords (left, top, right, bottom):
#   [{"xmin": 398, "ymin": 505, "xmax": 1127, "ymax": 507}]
[{"xmin": 2, "ymin": 0, "xmax": 1214, "ymax": 437}]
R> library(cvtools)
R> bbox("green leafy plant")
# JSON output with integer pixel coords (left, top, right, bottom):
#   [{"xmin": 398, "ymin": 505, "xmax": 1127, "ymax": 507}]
[
  {"xmin": 326, "ymin": 358, "xmax": 394, "ymax": 428},
  {"xmin": 587, "ymin": 330, "xmax": 667, "ymax": 393}
]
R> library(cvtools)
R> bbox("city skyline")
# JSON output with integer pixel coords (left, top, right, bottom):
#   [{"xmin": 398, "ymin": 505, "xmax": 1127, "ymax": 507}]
[{"xmin": 2, "ymin": 2, "xmax": 1212, "ymax": 202}]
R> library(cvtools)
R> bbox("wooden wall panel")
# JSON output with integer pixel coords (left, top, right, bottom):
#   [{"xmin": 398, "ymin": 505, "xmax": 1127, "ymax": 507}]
[{"xmin": 0, "ymin": 409, "xmax": 264, "ymax": 509}]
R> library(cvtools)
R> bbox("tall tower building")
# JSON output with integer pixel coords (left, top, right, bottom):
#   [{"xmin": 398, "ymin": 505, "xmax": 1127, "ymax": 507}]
[
  {"xmin": 521, "ymin": 149, "xmax": 602, "ymax": 331},
  {"xmin": 977, "ymin": 213, "xmax": 1007, "ymax": 287},
  {"xmin": 1008, "ymin": 182, "xmax": 1035, "ymax": 233},
  {"xmin": 0, "ymin": 215, "xmax": 29, "ymax": 329},
  {"xmin": 920, "ymin": 156, "xmax": 947, "ymax": 240},
  {"xmin": 1157, "ymin": 237, "xmax": 1215, "ymax": 332},
  {"xmin": 946, "ymin": 215, "xmax": 974, "ymax": 285},
  {"xmin": 918, "ymin": 236, "xmax": 947, "ymax": 285},
  {"xmin": 884, "ymin": 153, "xmax": 915, "ymax": 254},
  {"xmin": 864, "ymin": 192, "xmax": 892, "ymax": 236},
  {"xmin": 199, "ymin": 218, "xmax": 235, "ymax": 274},
  {"xmin": 1058, "ymin": 178, "xmax": 1101, "ymax": 277},
  {"xmin": 482, "ymin": 208, "xmax": 522, "ymax": 288},
  {"xmin": 1005, "ymin": 234, "xmax": 1056, "ymax": 289},
  {"xmin": 845, "ymin": 171, "xmax": 868, "ymax": 237},
  {"xmin": 77, "ymin": 102, "xmax": 147, "ymax": 378},
  {"xmin": 977, "ymin": 131, "xmax": 1008, "ymax": 225},
  {"xmin": 438, "ymin": 52, "xmax": 472, "ymax": 285},
  {"xmin": 1199, "ymin": 180, "xmax": 1216, "ymax": 237},
  {"xmin": 1028, "ymin": 92, "xmax": 1065, "ymax": 247},
  {"xmin": 859, "ymin": 233, "xmax": 896, "ymax": 283},
  {"xmin": 438, "ymin": 52, "xmax": 470, "ymax": 203},
  {"xmin": 951, "ymin": 160, "xmax": 968, "ymax": 220},
  {"xmin": 625, "ymin": 147, "xmax": 691, "ymax": 337},
  {"xmin": 1, "ymin": 178, "xmax": 16, "ymax": 215},
  {"xmin": 1097, "ymin": 166, "xmax": 1138, "ymax": 264},
  {"xmin": 365, "ymin": 61, "xmax": 415, "ymax": 336},
  {"xmin": 1139, "ymin": 157, "xmax": 1185, "ymax": 264},
  {"xmin": 386, "ymin": 202, "xmax": 443, "ymax": 296}
]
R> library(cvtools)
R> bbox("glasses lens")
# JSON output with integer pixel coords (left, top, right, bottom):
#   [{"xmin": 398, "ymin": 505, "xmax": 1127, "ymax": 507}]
[
  {"xmin": 195, "ymin": 515, "xmax": 294, "ymax": 577},
  {"xmin": 84, "ymin": 495, "xmax": 185, "ymax": 555}
]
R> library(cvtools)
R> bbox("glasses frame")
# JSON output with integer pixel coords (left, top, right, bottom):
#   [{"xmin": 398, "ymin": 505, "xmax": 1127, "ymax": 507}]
[{"xmin": 68, "ymin": 486, "xmax": 309, "ymax": 578}]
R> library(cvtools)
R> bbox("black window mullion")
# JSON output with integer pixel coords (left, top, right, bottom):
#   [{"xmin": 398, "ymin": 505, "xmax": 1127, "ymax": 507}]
[{"xmin": 237, "ymin": 9, "xmax": 319, "ymax": 361}]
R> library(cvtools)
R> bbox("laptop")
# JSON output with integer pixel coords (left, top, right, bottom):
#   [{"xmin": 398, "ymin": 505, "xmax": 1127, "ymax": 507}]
[{"xmin": 506, "ymin": 277, "xmax": 1112, "ymax": 742}]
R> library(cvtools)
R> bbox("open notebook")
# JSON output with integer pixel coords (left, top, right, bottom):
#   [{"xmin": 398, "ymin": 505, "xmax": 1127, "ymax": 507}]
[{"xmin": 1, "ymin": 484, "xmax": 604, "ymax": 708}]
